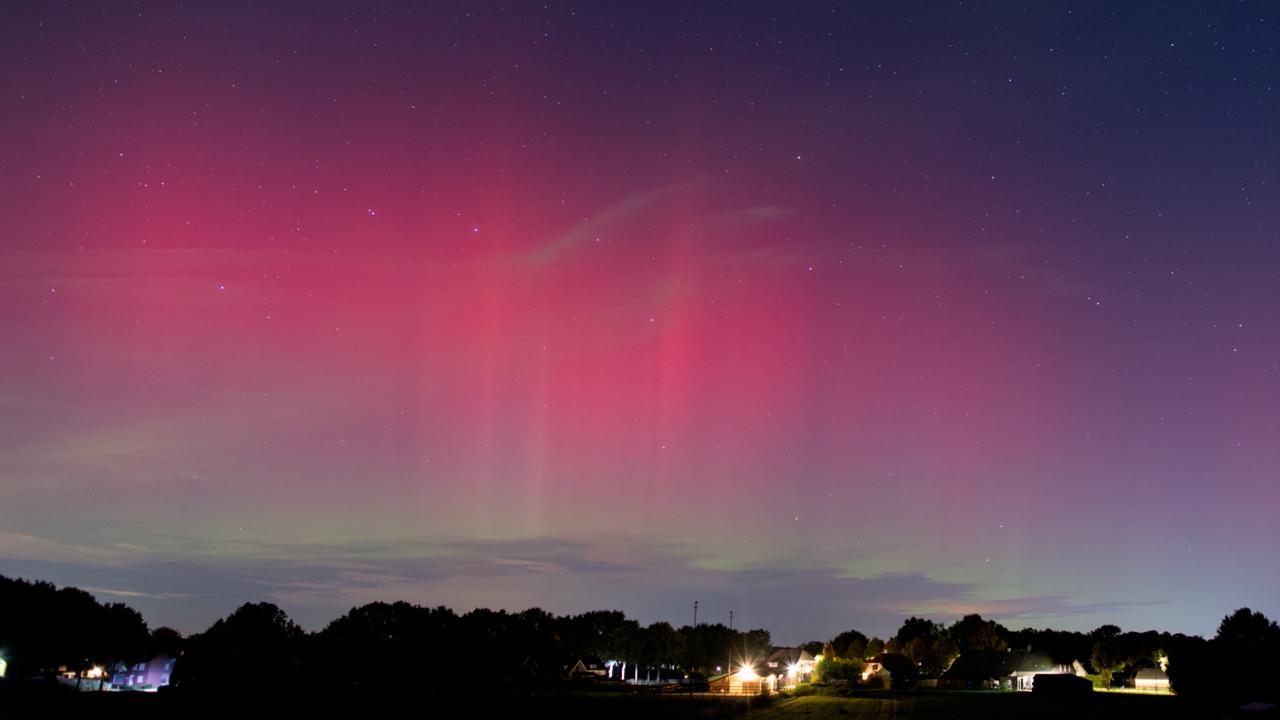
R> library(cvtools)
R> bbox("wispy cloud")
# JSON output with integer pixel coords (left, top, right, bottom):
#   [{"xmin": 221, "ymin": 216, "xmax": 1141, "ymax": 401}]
[
  {"xmin": 0, "ymin": 530, "xmax": 1176, "ymax": 640},
  {"xmin": 524, "ymin": 180, "xmax": 791, "ymax": 268},
  {"xmin": 0, "ymin": 529, "xmax": 137, "ymax": 567},
  {"xmin": 80, "ymin": 585, "xmax": 191, "ymax": 601},
  {"xmin": 525, "ymin": 181, "xmax": 703, "ymax": 265}
]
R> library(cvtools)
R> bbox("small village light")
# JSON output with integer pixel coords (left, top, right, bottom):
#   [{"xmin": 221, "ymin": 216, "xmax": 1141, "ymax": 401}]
[{"xmin": 0, "ymin": 655, "xmax": 7, "ymax": 678}]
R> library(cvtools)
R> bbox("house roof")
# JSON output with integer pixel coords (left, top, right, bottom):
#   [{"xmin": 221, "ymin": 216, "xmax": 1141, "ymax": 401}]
[
  {"xmin": 942, "ymin": 650, "xmax": 1069, "ymax": 680},
  {"xmin": 942, "ymin": 651, "xmax": 1009, "ymax": 681},
  {"xmin": 767, "ymin": 647, "xmax": 816, "ymax": 665},
  {"xmin": 867, "ymin": 653, "xmax": 919, "ymax": 677}
]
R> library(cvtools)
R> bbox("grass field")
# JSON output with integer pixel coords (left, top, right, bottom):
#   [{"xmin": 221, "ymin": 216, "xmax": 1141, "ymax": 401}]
[
  {"xmin": 747, "ymin": 691, "xmax": 1219, "ymax": 720},
  {"xmin": 0, "ymin": 688, "xmax": 1226, "ymax": 719},
  {"xmin": 748, "ymin": 695, "xmax": 903, "ymax": 719}
]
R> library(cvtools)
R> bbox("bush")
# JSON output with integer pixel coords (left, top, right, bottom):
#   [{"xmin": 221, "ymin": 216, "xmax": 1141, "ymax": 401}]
[{"xmin": 815, "ymin": 656, "xmax": 863, "ymax": 683}]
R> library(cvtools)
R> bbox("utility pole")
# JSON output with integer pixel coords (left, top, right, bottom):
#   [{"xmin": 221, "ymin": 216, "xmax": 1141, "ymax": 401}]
[
  {"xmin": 689, "ymin": 600, "xmax": 699, "ymax": 698},
  {"xmin": 728, "ymin": 610, "xmax": 734, "ymax": 679}
]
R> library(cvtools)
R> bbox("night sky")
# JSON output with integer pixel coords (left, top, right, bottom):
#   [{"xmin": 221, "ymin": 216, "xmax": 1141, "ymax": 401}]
[{"xmin": 2, "ymin": 2, "xmax": 1278, "ymax": 643}]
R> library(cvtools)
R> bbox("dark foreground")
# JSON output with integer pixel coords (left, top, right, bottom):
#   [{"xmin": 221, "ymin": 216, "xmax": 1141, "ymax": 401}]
[{"xmin": 0, "ymin": 689, "xmax": 1235, "ymax": 720}]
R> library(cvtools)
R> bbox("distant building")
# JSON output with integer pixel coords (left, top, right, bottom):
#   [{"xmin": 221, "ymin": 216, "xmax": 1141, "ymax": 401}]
[
  {"xmin": 111, "ymin": 656, "xmax": 174, "ymax": 692},
  {"xmin": 862, "ymin": 653, "xmax": 919, "ymax": 688},
  {"xmin": 1133, "ymin": 668, "xmax": 1170, "ymax": 692},
  {"xmin": 710, "ymin": 664, "xmax": 774, "ymax": 695},
  {"xmin": 566, "ymin": 657, "xmax": 608, "ymax": 679},
  {"xmin": 762, "ymin": 647, "xmax": 817, "ymax": 688},
  {"xmin": 941, "ymin": 649, "xmax": 1085, "ymax": 691}
]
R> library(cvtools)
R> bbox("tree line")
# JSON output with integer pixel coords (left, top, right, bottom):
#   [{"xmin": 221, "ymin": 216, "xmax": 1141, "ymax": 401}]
[
  {"xmin": 2, "ymin": 573, "xmax": 1276, "ymax": 703},
  {"xmin": 0, "ymin": 576, "xmax": 182, "ymax": 683},
  {"xmin": 817, "ymin": 610, "xmax": 1277, "ymax": 703},
  {"xmin": 0, "ymin": 574, "xmax": 770, "ymax": 692}
]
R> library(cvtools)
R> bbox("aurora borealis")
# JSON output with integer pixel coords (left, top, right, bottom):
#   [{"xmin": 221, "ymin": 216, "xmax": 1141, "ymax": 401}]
[{"xmin": 2, "ymin": 2, "xmax": 1278, "ymax": 642}]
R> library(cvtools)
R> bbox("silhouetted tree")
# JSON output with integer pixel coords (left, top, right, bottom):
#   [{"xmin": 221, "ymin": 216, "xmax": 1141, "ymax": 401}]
[
  {"xmin": 865, "ymin": 637, "xmax": 885, "ymax": 657},
  {"xmin": 949, "ymin": 614, "xmax": 1008, "ymax": 654},
  {"xmin": 1089, "ymin": 624, "xmax": 1122, "ymax": 686},
  {"xmin": 148, "ymin": 626, "xmax": 185, "ymax": 658},
  {"xmin": 316, "ymin": 601, "xmax": 458, "ymax": 690},
  {"xmin": 1214, "ymin": 608, "xmax": 1280, "ymax": 702},
  {"xmin": 1005, "ymin": 627, "xmax": 1091, "ymax": 666},
  {"xmin": 0, "ymin": 575, "xmax": 151, "ymax": 682},
  {"xmin": 889, "ymin": 617, "xmax": 957, "ymax": 676},
  {"xmin": 641, "ymin": 622, "xmax": 684, "ymax": 672},
  {"xmin": 831, "ymin": 629, "xmax": 868, "ymax": 660},
  {"xmin": 175, "ymin": 602, "xmax": 306, "ymax": 691}
]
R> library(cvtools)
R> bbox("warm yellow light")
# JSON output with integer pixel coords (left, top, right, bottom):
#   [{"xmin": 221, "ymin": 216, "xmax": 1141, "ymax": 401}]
[
  {"xmin": 787, "ymin": 662, "xmax": 800, "ymax": 677},
  {"xmin": 736, "ymin": 665, "xmax": 759, "ymax": 681},
  {"xmin": 0, "ymin": 656, "xmax": 7, "ymax": 678},
  {"xmin": 814, "ymin": 654, "xmax": 824, "ymax": 663},
  {"xmin": 1158, "ymin": 655, "xmax": 1169, "ymax": 672},
  {"xmin": 85, "ymin": 666, "xmax": 103, "ymax": 679}
]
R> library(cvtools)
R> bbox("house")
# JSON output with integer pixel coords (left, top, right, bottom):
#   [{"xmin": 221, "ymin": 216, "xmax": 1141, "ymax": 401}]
[
  {"xmin": 861, "ymin": 653, "xmax": 919, "ymax": 688},
  {"xmin": 710, "ymin": 664, "xmax": 775, "ymax": 695},
  {"xmin": 941, "ymin": 649, "xmax": 1085, "ymax": 692},
  {"xmin": 110, "ymin": 655, "xmax": 175, "ymax": 692},
  {"xmin": 1003, "ymin": 650, "xmax": 1085, "ymax": 692},
  {"xmin": 761, "ymin": 647, "xmax": 817, "ymax": 688},
  {"xmin": 1133, "ymin": 668, "xmax": 1170, "ymax": 692},
  {"xmin": 519, "ymin": 654, "xmax": 607, "ymax": 682},
  {"xmin": 567, "ymin": 657, "xmax": 608, "ymax": 680}
]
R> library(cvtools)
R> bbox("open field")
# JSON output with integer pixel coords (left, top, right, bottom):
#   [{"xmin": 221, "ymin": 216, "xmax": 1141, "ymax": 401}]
[
  {"xmin": 751, "ymin": 691, "xmax": 1222, "ymax": 720},
  {"xmin": 749, "ymin": 695, "xmax": 904, "ymax": 719},
  {"xmin": 0, "ymin": 688, "xmax": 1229, "ymax": 720}
]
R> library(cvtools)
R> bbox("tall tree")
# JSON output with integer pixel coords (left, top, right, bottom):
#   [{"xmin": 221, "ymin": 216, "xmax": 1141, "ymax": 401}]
[
  {"xmin": 831, "ymin": 629, "xmax": 869, "ymax": 659},
  {"xmin": 949, "ymin": 614, "xmax": 1008, "ymax": 654},
  {"xmin": 176, "ymin": 602, "xmax": 307, "ymax": 691}
]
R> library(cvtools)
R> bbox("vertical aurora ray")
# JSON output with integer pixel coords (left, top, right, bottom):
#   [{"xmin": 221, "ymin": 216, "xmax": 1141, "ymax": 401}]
[{"xmin": 0, "ymin": 1, "xmax": 1277, "ymax": 639}]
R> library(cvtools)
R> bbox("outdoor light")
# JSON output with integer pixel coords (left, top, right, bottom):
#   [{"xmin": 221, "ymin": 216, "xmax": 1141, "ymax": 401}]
[
  {"xmin": 0, "ymin": 655, "xmax": 7, "ymax": 679},
  {"xmin": 787, "ymin": 663, "xmax": 799, "ymax": 677}
]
